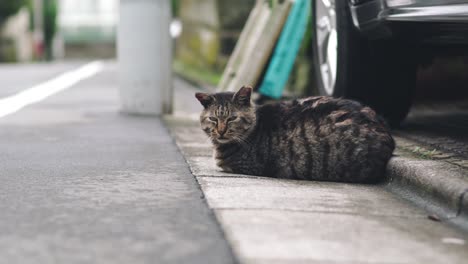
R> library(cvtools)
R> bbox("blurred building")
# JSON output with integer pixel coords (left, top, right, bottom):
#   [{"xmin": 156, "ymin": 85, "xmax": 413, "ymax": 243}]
[
  {"xmin": 0, "ymin": 6, "xmax": 33, "ymax": 62},
  {"xmin": 58, "ymin": 0, "xmax": 118, "ymax": 58}
]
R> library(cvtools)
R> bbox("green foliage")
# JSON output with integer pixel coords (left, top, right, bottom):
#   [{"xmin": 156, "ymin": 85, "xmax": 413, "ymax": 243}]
[
  {"xmin": 26, "ymin": 0, "xmax": 34, "ymax": 30},
  {"xmin": 0, "ymin": 37, "xmax": 17, "ymax": 62},
  {"xmin": 411, "ymin": 147, "xmax": 438, "ymax": 159},
  {"xmin": 43, "ymin": 0, "xmax": 57, "ymax": 60},
  {"xmin": 173, "ymin": 59, "xmax": 222, "ymax": 86},
  {"xmin": 0, "ymin": 0, "xmax": 28, "ymax": 24},
  {"xmin": 43, "ymin": 0, "xmax": 57, "ymax": 40},
  {"xmin": 172, "ymin": 0, "xmax": 180, "ymax": 17}
]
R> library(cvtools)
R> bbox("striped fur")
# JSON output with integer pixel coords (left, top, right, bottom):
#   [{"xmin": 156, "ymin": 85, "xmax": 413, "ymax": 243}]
[{"xmin": 195, "ymin": 86, "xmax": 395, "ymax": 183}]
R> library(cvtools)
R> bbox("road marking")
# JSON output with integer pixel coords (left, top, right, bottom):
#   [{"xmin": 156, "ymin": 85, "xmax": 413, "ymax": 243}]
[
  {"xmin": 0, "ymin": 61, "xmax": 104, "ymax": 118},
  {"xmin": 442, "ymin": 237, "xmax": 466, "ymax": 245}
]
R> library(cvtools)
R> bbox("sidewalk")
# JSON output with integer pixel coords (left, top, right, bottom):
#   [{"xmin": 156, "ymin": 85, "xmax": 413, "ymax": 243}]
[
  {"xmin": 166, "ymin": 78, "xmax": 468, "ymax": 263},
  {"xmin": 0, "ymin": 62, "xmax": 235, "ymax": 264}
]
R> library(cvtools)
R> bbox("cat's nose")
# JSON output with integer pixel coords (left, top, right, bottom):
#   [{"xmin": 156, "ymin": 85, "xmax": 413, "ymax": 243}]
[
  {"xmin": 217, "ymin": 123, "xmax": 227, "ymax": 136},
  {"xmin": 218, "ymin": 129, "xmax": 227, "ymax": 136}
]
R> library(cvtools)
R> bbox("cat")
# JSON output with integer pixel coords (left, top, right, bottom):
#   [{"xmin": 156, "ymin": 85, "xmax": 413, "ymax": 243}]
[{"xmin": 195, "ymin": 86, "xmax": 395, "ymax": 183}]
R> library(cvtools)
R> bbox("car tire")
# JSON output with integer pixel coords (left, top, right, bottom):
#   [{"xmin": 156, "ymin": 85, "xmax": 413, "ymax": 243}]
[{"xmin": 311, "ymin": 0, "xmax": 417, "ymax": 126}]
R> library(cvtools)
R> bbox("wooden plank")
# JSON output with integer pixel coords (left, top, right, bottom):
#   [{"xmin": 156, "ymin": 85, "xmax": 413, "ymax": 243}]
[
  {"xmin": 217, "ymin": 1, "xmax": 271, "ymax": 92},
  {"xmin": 230, "ymin": 0, "xmax": 292, "ymax": 92}
]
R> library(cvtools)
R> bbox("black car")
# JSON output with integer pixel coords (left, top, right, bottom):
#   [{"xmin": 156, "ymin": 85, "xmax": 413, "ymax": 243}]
[{"xmin": 311, "ymin": 0, "xmax": 468, "ymax": 125}]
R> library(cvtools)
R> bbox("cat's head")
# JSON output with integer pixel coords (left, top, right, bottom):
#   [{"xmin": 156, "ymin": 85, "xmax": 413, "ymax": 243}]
[{"xmin": 195, "ymin": 86, "xmax": 256, "ymax": 145}]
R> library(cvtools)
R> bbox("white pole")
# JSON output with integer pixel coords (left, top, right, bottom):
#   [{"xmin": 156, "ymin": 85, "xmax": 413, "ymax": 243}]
[{"xmin": 118, "ymin": 0, "xmax": 173, "ymax": 115}]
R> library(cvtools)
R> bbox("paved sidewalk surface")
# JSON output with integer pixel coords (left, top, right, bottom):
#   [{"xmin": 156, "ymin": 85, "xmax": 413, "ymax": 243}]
[
  {"xmin": 166, "ymin": 80, "xmax": 468, "ymax": 264},
  {"xmin": 0, "ymin": 62, "xmax": 235, "ymax": 264}
]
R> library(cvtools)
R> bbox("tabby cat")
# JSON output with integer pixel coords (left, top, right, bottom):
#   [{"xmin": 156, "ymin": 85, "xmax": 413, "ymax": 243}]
[{"xmin": 195, "ymin": 86, "xmax": 395, "ymax": 183}]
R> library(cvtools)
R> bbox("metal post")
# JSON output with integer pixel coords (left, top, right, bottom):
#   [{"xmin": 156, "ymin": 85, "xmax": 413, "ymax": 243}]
[{"xmin": 118, "ymin": 0, "xmax": 173, "ymax": 115}]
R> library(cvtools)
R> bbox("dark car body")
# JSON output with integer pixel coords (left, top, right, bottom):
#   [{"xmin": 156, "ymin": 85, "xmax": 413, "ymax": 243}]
[{"xmin": 350, "ymin": 0, "xmax": 468, "ymax": 43}]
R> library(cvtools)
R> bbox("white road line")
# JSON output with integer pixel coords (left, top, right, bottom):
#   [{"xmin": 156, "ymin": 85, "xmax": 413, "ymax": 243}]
[{"xmin": 0, "ymin": 61, "xmax": 104, "ymax": 118}]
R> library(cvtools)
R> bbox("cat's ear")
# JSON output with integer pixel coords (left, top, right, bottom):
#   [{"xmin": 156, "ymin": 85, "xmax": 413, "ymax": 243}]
[
  {"xmin": 233, "ymin": 86, "xmax": 252, "ymax": 106},
  {"xmin": 195, "ymin": 93, "xmax": 214, "ymax": 108}
]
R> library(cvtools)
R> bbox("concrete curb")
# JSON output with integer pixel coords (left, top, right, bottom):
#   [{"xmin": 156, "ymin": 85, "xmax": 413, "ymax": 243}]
[{"xmin": 386, "ymin": 156, "xmax": 468, "ymax": 228}]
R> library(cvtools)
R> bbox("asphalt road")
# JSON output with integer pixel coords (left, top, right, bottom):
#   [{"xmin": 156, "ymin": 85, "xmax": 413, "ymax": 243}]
[
  {"xmin": 0, "ymin": 62, "xmax": 235, "ymax": 264},
  {"xmin": 0, "ymin": 61, "xmax": 83, "ymax": 98}
]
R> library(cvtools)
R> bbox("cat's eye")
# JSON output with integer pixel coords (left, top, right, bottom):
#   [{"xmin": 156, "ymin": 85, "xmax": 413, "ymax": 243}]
[
  {"xmin": 227, "ymin": 116, "xmax": 238, "ymax": 122},
  {"xmin": 208, "ymin": 117, "xmax": 218, "ymax": 122}
]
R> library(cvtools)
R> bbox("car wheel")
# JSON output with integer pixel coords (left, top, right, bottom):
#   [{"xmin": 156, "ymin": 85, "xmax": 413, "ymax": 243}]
[{"xmin": 311, "ymin": 0, "xmax": 417, "ymax": 126}]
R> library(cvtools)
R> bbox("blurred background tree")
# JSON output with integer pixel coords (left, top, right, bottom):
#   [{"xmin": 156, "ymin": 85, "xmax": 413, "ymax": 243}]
[
  {"xmin": 0, "ymin": 0, "xmax": 28, "ymax": 25},
  {"xmin": 43, "ymin": 0, "xmax": 57, "ymax": 60},
  {"xmin": 173, "ymin": 0, "xmax": 255, "ymax": 87},
  {"xmin": 0, "ymin": 0, "xmax": 57, "ymax": 62},
  {"xmin": 0, "ymin": 0, "xmax": 30, "ymax": 62}
]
